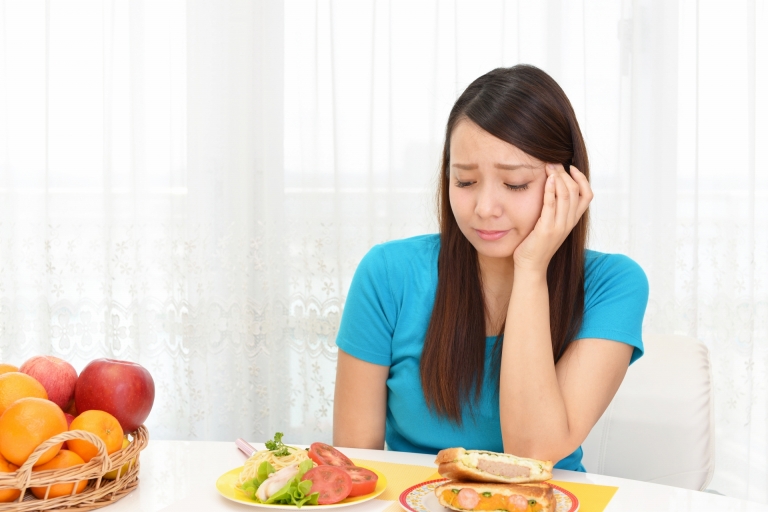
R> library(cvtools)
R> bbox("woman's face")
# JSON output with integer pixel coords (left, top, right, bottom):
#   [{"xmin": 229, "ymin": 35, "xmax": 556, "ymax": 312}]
[{"xmin": 448, "ymin": 119, "xmax": 547, "ymax": 264}]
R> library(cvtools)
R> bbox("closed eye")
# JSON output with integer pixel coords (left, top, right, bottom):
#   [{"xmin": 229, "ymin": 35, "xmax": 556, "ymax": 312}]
[
  {"xmin": 455, "ymin": 180, "xmax": 474, "ymax": 188},
  {"xmin": 506, "ymin": 183, "xmax": 529, "ymax": 191}
]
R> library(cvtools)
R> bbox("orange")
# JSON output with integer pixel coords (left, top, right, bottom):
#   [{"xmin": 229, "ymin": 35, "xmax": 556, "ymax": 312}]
[
  {"xmin": 0, "ymin": 397, "xmax": 67, "ymax": 467},
  {"xmin": 0, "ymin": 372, "xmax": 48, "ymax": 416},
  {"xmin": 0, "ymin": 452, "xmax": 20, "ymax": 502},
  {"xmin": 67, "ymin": 410, "xmax": 123, "ymax": 462},
  {"xmin": 0, "ymin": 365, "xmax": 19, "ymax": 376},
  {"xmin": 103, "ymin": 436, "xmax": 133, "ymax": 479},
  {"xmin": 30, "ymin": 449, "xmax": 87, "ymax": 499}
]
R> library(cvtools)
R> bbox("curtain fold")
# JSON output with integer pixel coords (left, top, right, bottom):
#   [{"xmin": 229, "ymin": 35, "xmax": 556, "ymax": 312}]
[{"xmin": 1, "ymin": 0, "xmax": 766, "ymax": 503}]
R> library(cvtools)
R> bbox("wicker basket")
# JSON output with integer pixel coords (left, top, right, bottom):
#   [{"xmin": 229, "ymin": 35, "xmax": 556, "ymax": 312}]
[{"xmin": 0, "ymin": 425, "xmax": 148, "ymax": 511}]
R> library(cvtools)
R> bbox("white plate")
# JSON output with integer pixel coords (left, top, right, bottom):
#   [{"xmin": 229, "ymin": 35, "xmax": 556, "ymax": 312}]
[
  {"xmin": 215, "ymin": 465, "xmax": 388, "ymax": 509},
  {"xmin": 398, "ymin": 479, "xmax": 578, "ymax": 512}
]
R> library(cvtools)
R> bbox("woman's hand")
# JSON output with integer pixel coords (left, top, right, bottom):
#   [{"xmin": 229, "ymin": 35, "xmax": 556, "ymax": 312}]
[{"xmin": 513, "ymin": 163, "xmax": 592, "ymax": 273}]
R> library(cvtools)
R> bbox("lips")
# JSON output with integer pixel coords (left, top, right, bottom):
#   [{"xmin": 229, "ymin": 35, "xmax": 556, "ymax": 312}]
[{"xmin": 474, "ymin": 229, "xmax": 510, "ymax": 241}]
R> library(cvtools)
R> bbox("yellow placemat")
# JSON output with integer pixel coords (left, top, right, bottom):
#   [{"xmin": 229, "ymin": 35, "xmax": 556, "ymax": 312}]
[
  {"xmin": 351, "ymin": 458, "xmax": 440, "ymax": 502},
  {"xmin": 351, "ymin": 459, "xmax": 440, "ymax": 512},
  {"xmin": 550, "ymin": 480, "xmax": 618, "ymax": 512}
]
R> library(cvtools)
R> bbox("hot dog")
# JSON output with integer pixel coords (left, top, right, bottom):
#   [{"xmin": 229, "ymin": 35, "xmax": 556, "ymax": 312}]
[{"xmin": 435, "ymin": 481, "xmax": 555, "ymax": 512}]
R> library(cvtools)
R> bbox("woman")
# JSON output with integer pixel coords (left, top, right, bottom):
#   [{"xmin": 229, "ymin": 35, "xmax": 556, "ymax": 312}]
[{"xmin": 332, "ymin": 65, "xmax": 648, "ymax": 471}]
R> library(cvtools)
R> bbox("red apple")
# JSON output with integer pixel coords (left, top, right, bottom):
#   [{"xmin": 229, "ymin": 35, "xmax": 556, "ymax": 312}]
[
  {"xmin": 74, "ymin": 359, "xmax": 155, "ymax": 433},
  {"xmin": 20, "ymin": 355, "xmax": 78, "ymax": 409},
  {"xmin": 64, "ymin": 398, "xmax": 78, "ymax": 416}
]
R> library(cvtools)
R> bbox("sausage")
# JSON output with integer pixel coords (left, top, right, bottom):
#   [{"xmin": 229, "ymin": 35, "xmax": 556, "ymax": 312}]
[{"xmin": 456, "ymin": 488, "xmax": 480, "ymax": 509}]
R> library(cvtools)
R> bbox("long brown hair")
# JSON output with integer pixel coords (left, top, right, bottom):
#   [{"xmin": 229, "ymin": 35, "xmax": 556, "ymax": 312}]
[{"xmin": 419, "ymin": 65, "xmax": 589, "ymax": 422}]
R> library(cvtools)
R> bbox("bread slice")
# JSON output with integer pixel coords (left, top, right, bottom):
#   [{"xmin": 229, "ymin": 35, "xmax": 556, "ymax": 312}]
[
  {"xmin": 435, "ymin": 448, "xmax": 553, "ymax": 483},
  {"xmin": 435, "ymin": 481, "xmax": 555, "ymax": 512}
]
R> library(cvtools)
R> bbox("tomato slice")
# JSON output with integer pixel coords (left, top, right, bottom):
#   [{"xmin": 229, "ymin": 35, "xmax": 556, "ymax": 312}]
[
  {"xmin": 307, "ymin": 442, "xmax": 354, "ymax": 466},
  {"xmin": 342, "ymin": 466, "xmax": 378, "ymax": 497},
  {"xmin": 302, "ymin": 466, "xmax": 353, "ymax": 505}
]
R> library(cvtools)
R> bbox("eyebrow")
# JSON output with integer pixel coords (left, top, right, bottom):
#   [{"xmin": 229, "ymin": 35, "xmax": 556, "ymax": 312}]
[{"xmin": 452, "ymin": 163, "xmax": 534, "ymax": 171}]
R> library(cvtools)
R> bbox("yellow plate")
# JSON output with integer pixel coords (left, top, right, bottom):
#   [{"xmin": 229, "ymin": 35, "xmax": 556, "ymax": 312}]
[{"xmin": 216, "ymin": 465, "xmax": 388, "ymax": 509}]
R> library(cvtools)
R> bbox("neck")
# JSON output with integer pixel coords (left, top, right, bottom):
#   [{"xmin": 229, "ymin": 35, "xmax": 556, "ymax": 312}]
[
  {"xmin": 478, "ymin": 253, "xmax": 515, "ymax": 286},
  {"xmin": 478, "ymin": 254, "xmax": 515, "ymax": 335}
]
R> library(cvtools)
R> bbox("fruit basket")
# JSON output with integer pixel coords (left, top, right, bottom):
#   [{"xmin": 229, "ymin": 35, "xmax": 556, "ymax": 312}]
[{"xmin": 0, "ymin": 425, "xmax": 148, "ymax": 511}]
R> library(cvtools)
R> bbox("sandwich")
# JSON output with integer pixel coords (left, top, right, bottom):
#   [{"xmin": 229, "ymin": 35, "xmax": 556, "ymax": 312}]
[
  {"xmin": 435, "ymin": 448, "xmax": 553, "ymax": 484},
  {"xmin": 435, "ymin": 481, "xmax": 555, "ymax": 512}
]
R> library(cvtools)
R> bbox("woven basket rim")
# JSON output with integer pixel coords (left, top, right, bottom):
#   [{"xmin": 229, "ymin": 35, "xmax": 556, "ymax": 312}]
[{"xmin": 0, "ymin": 424, "xmax": 148, "ymax": 511}]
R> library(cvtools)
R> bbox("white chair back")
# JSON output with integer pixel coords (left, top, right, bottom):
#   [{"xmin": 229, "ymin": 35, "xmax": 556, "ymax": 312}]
[{"xmin": 581, "ymin": 334, "xmax": 715, "ymax": 490}]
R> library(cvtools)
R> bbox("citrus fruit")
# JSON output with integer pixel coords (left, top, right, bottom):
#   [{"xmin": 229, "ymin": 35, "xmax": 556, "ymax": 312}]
[
  {"xmin": 0, "ymin": 397, "xmax": 67, "ymax": 466},
  {"xmin": 103, "ymin": 436, "xmax": 133, "ymax": 479},
  {"xmin": 67, "ymin": 410, "xmax": 124, "ymax": 462},
  {"xmin": 0, "ymin": 453, "xmax": 20, "ymax": 502},
  {"xmin": 30, "ymin": 449, "xmax": 87, "ymax": 499},
  {"xmin": 0, "ymin": 372, "xmax": 48, "ymax": 416},
  {"xmin": 0, "ymin": 364, "xmax": 19, "ymax": 376}
]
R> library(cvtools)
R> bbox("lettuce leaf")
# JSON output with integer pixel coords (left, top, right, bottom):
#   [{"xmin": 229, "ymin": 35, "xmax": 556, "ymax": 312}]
[
  {"xmin": 239, "ymin": 461, "xmax": 275, "ymax": 500},
  {"xmin": 239, "ymin": 460, "xmax": 319, "ymax": 508}
]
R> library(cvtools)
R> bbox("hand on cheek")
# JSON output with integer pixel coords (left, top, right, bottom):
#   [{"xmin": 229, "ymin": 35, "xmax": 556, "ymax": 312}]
[{"xmin": 512, "ymin": 163, "xmax": 593, "ymax": 273}]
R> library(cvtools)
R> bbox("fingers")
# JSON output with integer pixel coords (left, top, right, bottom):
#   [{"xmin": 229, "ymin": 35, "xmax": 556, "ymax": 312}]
[
  {"xmin": 540, "ymin": 171, "xmax": 557, "ymax": 231},
  {"xmin": 546, "ymin": 164, "xmax": 573, "ymax": 231},
  {"xmin": 551, "ymin": 164, "xmax": 572, "ymax": 228},
  {"xmin": 519, "ymin": 163, "xmax": 591, "ymax": 270},
  {"xmin": 569, "ymin": 166, "xmax": 594, "ymax": 218},
  {"xmin": 545, "ymin": 163, "xmax": 593, "ymax": 231}
]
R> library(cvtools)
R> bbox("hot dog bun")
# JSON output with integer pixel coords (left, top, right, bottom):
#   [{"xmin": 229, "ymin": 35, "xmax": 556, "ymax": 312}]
[
  {"xmin": 435, "ymin": 481, "xmax": 555, "ymax": 512},
  {"xmin": 435, "ymin": 448, "xmax": 553, "ymax": 484}
]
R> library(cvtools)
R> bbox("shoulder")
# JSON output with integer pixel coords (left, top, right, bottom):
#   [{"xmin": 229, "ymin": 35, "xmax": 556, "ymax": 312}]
[
  {"xmin": 584, "ymin": 250, "xmax": 649, "ymax": 296},
  {"xmin": 359, "ymin": 234, "xmax": 440, "ymax": 278},
  {"xmin": 350, "ymin": 234, "xmax": 439, "ymax": 298},
  {"xmin": 365, "ymin": 234, "xmax": 440, "ymax": 263},
  {"xmin": 338, "ymin": 235, "xmax": 439, "ymax": 366}
]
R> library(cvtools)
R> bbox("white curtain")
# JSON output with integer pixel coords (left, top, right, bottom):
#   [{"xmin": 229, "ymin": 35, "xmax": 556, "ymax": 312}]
[
  {"xmin": 1, "ymin": 0, "xmax": 766, "ymax": 504},
  {"xmin": 0, "ymin": 0, "xmax": 297, "ymax": 441}
]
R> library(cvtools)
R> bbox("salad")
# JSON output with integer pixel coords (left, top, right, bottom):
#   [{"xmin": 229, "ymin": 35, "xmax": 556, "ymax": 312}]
[{"xmin": 235, "ymin": 433, "xmax": 379, "ymax": 507}]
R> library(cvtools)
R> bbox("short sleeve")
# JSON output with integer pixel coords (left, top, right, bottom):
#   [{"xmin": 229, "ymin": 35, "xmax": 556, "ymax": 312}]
[
  {"xmin": 576, "ymin": 253, "xmax": 649, "ymax": 364},
  {"xmin": 335, "ymin": 244, "xmax": 397, "ymax": 366}
]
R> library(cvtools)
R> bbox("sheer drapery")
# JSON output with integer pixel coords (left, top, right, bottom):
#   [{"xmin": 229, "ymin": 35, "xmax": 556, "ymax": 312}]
[
  {"xmin": 1, "ymin": 0, "xmax": 766, "ymax": 503},
  {"xmin": 0, "ymin": 0, "xmax": 296, "ymax": 441}
]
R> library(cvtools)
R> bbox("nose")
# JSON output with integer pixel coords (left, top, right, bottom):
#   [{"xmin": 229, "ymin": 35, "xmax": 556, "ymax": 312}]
[{"xmin": 474, "ymin": 182, "xmax": 503, "ymax": 218}]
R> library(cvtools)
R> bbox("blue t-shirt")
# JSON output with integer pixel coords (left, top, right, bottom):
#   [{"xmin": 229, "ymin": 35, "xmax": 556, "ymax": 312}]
[{"xmin": 335, "ymin": 234, "xmax": 649, "ymax": 472}]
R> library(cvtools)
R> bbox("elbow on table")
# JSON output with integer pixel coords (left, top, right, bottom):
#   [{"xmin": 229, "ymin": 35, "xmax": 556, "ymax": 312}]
[
  {"xmin": 502, "ymin": 436, "xmax": 583, "ymax": 464},
  {"xmin": 332, "ymin": 430, "xmax": 385, "ymax": 450}
]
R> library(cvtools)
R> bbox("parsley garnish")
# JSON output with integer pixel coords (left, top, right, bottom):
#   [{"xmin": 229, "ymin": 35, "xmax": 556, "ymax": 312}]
[{"xmin": 265, "ymin": 432, "xmax": 290, "ymax": 457}]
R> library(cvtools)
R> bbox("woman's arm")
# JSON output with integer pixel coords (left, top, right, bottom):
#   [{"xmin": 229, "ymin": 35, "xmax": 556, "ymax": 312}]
[
  {"xmin": 499, "ymin": 163, "xmax": 633, "ymax": 461},
  {"xmin": 333, "ymin": 349, "xmax": 389, "ymax": 449},
  {"xmin": 499, "ymin": 267, "xmax": 633, "ymax": 460}
]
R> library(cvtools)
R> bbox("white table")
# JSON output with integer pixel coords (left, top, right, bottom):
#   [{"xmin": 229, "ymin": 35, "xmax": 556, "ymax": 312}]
[{"xmin": 105, "ymin": 440, "xmax": 767, "ymax": 512}]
